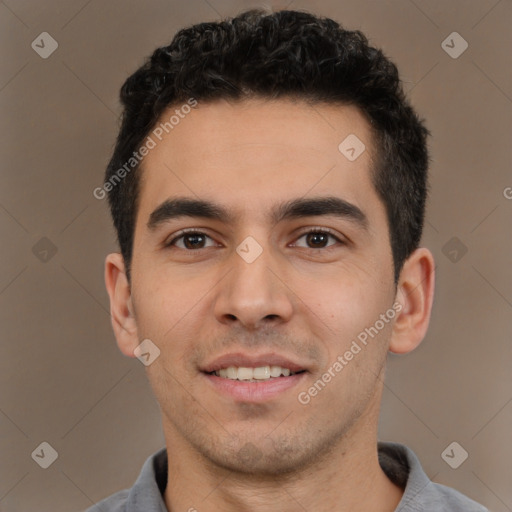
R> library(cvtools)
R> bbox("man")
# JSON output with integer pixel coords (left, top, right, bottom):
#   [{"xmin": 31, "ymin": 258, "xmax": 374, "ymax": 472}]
[{"xmin": 90, "ymin": 8, "xmax": 488, "ymax": 512}]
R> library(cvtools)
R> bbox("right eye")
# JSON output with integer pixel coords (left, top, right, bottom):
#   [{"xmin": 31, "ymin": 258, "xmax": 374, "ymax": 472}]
[{"xmin": 165, "ymin": 230, "xmax": 218, "ymax": 250}]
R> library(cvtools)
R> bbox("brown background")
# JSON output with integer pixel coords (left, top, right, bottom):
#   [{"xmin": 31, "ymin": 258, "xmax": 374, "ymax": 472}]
[{"xmin": 1, "ymin": 0, "xmax": 511, "ymax": 511}]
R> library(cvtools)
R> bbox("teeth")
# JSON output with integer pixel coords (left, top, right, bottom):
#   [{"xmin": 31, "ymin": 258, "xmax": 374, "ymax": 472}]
[
  {"xmin": 270, "ymin": 365, "xmax": 282, "ymax": 377},
  {"xmin": 253, "ymin": 366, "xmax": 270, "ymax": 380},
  {"xmin": 226, "ymin": 366, "xmax": 238, "ymax": 379},
  {"xmin": 213, "ymin": 365, "xmax": 297, "ymax": 381},
  {"xmin": 237, "ymin": 367, "xmax": 253, "ymax": 380}
]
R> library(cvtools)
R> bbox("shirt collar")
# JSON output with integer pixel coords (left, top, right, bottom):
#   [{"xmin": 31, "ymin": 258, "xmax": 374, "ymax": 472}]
[
  {"xmin": 124, "ymin": 442, "xmax": 431, "ymax": 511},
  {"xmin": 125, "ymin": 447, "xmax": 168, "ymax": 512}
]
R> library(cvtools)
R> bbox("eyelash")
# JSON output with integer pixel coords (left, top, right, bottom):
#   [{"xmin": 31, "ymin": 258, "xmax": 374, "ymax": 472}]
[{"xmin": 165, "ymin": 227, "xmax": 344, "ymax": 251}]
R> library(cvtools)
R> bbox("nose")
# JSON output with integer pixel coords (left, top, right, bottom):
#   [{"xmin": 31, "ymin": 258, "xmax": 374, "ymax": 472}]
[{"xmin": 213, "ymin": 242, "xmax": 294, "ymax": 330}]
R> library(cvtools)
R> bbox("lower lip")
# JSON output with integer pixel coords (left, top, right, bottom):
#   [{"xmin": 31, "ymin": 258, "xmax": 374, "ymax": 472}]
[{"xmin": 203, "ymin": 372, "xmax": 307, "ymax": 402}]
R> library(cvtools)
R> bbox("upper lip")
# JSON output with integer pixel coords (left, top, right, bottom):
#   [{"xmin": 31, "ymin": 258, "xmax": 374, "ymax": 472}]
[{"xmin": 201, "ymin": 352, "xmax": 307, "ymax": 373}]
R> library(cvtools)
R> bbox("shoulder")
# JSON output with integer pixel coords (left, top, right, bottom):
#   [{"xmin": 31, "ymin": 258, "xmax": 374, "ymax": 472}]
[
  {"xmin": 378, "ymin": 442, "xmax": 489, "ymax": 512},
  {"xmin": 81, "ymin": 447, "xmax": 168, "ymax": 512},
  {"xmin": 413, "ymin": 482, "xmax": 489, "ymax": 512}
]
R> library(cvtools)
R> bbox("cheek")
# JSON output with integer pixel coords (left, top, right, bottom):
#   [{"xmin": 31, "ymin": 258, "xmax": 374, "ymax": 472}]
[
  {"xmin": 295, "ymin": 267, "xmax": 393, "ymax": 354},
  {"xmin": 131, "ymin": 267, "xmax": 210, "ymax": 350},
  {"xmin": 296, "ymin": 268, "xmax": 367, "ymax": 322}
]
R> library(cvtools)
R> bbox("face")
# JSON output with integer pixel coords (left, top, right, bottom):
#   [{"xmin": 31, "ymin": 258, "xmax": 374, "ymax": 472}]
[{"xmin": 127, "ymin": 98, "xmax": 398, "ymax": 474}]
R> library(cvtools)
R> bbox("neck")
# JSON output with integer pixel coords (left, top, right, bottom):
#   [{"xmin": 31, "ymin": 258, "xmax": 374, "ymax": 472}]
[{"xmin": 162, "ymin": 398, "xmax": 403, "ymax": 512}]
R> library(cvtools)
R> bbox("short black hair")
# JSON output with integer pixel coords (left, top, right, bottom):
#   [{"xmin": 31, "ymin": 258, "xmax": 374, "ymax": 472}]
[{"xmin": 104, "ymin": 8, "xmax": 430, "ymax": 284}]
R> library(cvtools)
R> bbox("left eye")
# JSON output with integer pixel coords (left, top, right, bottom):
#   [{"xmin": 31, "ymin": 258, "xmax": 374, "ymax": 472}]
[{"xmin": 293, "ymin": 230, "xmax": 341, "ymax": 249}]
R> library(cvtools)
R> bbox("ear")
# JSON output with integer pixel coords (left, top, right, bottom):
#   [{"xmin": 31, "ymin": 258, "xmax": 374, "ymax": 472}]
[
  {"xmin": 104, "ymin": 252, "xmax": 139, "ymax": 358},
  {"xmin": 389, "ymin": 247, "xmax": 435, "ymax": 354}
]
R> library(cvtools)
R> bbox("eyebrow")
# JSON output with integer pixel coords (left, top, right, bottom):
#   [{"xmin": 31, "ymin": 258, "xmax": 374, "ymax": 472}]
[{"xmin": 147, "ymin": 196, "xmax": 368, "ymax": 232}]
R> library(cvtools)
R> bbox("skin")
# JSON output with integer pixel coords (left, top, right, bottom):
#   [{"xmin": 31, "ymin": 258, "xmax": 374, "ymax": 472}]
[{"xmin": 105, "ymin": 98, "xmax": 435, "ymax": 512}]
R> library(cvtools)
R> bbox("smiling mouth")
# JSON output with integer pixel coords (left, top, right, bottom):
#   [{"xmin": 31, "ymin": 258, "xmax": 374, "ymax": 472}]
[{"xmin": 207, "ymin": 365, "xmax": 306, "ymax": 382}]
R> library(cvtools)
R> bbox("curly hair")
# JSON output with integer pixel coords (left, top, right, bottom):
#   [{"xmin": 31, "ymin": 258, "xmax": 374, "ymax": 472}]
[{"xmin": 104, "ymin": 8, "xmax": 430, "ymax": 284}]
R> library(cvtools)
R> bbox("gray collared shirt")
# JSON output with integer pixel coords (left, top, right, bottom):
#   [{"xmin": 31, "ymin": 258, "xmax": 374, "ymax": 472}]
[{"xmin": 84, "ymin": 442, "xmax": 488, "ymax": 511}]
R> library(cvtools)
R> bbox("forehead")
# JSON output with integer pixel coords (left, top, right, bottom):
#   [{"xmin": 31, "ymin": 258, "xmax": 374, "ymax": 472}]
[{"xmin": 135, "ymin": 98, "xmax": 382, "ymax": 230}]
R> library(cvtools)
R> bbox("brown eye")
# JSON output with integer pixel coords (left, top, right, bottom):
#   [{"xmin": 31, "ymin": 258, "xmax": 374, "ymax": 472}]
[
  {"xmin": 294, "ymin": 229, "xmax": 341, "ymax": 249},
  {"xmin": 305, "ymin": 232, "xmax": 330, "ymax": 248},
  {"xmin": 181, "ymin": 233, "xmax": 206, "ymax": 249},
  {"xmin": 166, "ymin": 231, "xmax": 216, "ymax": 250}
]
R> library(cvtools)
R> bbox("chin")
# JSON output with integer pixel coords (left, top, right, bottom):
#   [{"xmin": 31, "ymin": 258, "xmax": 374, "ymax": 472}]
[{"xmin": 198, "ymin": 433, "xmax": 328, "ymax": 477}]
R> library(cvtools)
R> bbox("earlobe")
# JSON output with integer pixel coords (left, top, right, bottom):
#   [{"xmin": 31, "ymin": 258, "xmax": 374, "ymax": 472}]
[
  {"xmin": 104, "ymin": 253, "xmax": 139, "ymax": 358},
  {"xmin": 389, "ymin": 247, "xmax": 435, "ymax": 355}
]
